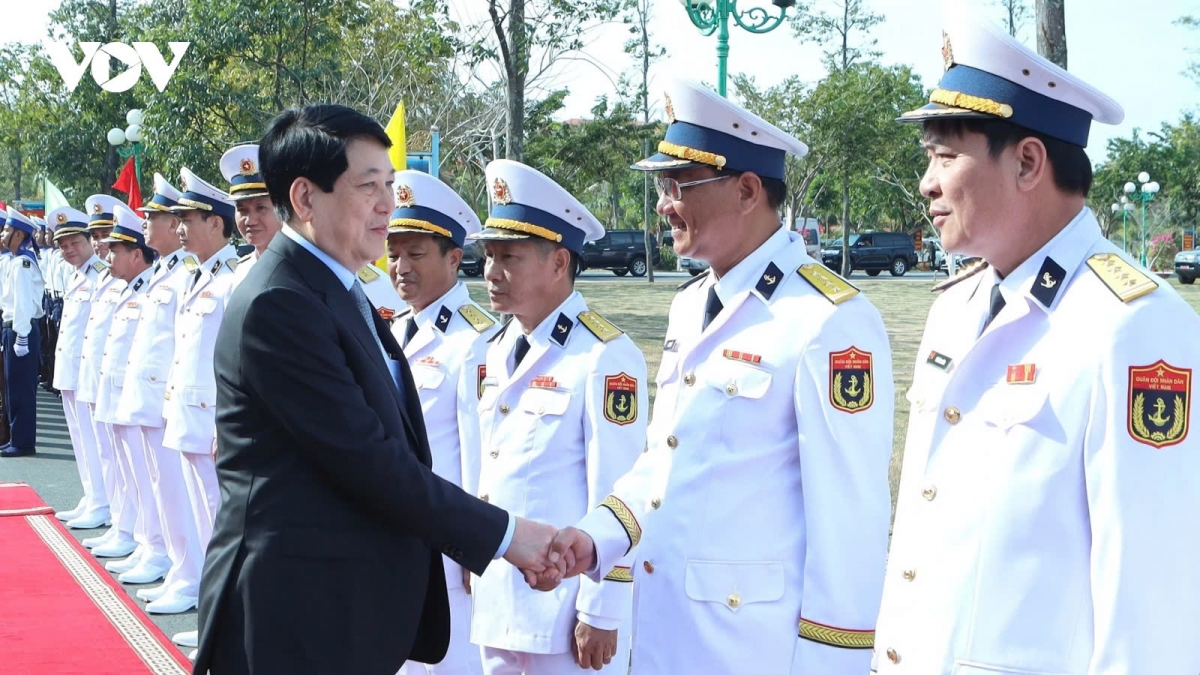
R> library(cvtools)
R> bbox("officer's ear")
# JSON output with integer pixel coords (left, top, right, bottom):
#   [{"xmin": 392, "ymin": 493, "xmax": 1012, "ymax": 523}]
[
  {"xmin": 735, "ymin": 171, "xmax": 765, "ymax": 216},
  {"xmin": 1013, "ymin": 136, "xmax": 1049, "ymax": 194}
]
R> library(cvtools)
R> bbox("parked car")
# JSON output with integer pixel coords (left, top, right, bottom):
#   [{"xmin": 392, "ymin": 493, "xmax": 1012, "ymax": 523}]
[
  {"xmin": 459, "ymin": 240, "xmax": 485, "ymax": 277},
  {"xmin": 1176, "ymin": 249, "xmax": 1199, "ymax": 284},
  {"xmin": 679, "ymin": 256, "xmax": 710, "ymax": 276},
  {"xmin": 581, "ymin": 229, "xmax": 660, "ymax": 277},
  {"xmin": 822, "ymin": 231, "xmax": 919, "ymax": 276}
]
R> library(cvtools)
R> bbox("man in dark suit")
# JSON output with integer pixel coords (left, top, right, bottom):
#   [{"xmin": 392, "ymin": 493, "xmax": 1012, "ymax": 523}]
[{"xmin": 194, "ymin": 104, "xmax": 562, "ymax": 675}]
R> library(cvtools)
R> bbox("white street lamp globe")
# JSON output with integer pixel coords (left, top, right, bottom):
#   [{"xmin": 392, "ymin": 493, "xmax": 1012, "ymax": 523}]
[
  {"xmin": 125, "ymin": 124, "xmax": 142, "ymax": 143},
  {"xmin": 107, "ymin": 127, "xmax": 126, "ymax": 146},
  {"xmin": 1148, "ymin": 181, "xmax": 1161, "ymax": 194},
  {"xmin": 1138, "ymin": 171, "xmax": 1150, "ymax": 184},
  {"xmin": 1125, "ymin": 203, "xmax": 1136, "ymax": 212},
  {"xmin": 1121, "ymin": 195, "xmax": 1129, "ymax": 204},
  {"xmin": 1124, "ymin": 182, "xmax": 1136, "ymax": 194},
  {"xmin": 126, "ymin": 108, "xmax": 144, "ymax": 126},
  {"xmin": 1111, "ymin": 203, "xmax": 1119, "ymax": 212}
]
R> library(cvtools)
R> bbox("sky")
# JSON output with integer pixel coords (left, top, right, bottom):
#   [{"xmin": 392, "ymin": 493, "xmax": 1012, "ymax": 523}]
[{"xmin": 8, "ymin": 0, "xmax": 1199, "ymax": 165}]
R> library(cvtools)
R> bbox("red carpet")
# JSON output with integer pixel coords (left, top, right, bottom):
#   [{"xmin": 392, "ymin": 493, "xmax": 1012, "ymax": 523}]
[{"xmin": 0, "ymin": 483, "xmax": 193, "ymax": 674}]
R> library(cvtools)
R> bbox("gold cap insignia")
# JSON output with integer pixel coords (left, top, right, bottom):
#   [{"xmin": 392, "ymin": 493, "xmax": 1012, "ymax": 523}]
[
  {"xmin": 942, "ymin": 31, "xmax": 955, "ymax": 72},
  {"xmin": 56, "ymin": 213, "xmax": 67, "ymax": 224},
  {"xmin": 92, "ymin": 203, "xmax": 103, "ymax": 214},
  {"xmin": 664, "ymin": 92, "xmax": 676, "ymax": 124},
  {"xmin": 492, "ymin": 177, "xmax": 512, "ymax": 205},
  {"xmin": 239, "ymin": 158, "xmax": 256, "ymax": 174},
  {"xmin": 180, "ymin": 174, "xmax": 189, "ymax": 191},
  {"xmin": 395, "ymin": 184, "xmax": 416, "ymax": 208}
]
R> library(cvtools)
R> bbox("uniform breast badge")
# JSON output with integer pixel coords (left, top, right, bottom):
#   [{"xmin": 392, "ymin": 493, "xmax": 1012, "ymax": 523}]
[
  {"xmin": 477, "ymin": 365, "xmax": 487, "ymax": 399},
  {"xmin": 830, "ymin": 347, "xmax": 874, "ymax": 414},
  {"xmin": 1006, "ymin": 363, "xmax": 1037, "ymax": 384},
  {"xmin": 1128, "ymin": 361, "xmax": 1191, "ymax": 448},
  {"xmin": 603, "ymin": 373, "xmax": 638, "ymax": 426}
]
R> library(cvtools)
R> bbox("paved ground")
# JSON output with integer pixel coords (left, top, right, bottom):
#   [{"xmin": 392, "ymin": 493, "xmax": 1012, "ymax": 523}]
[{"xmin": 0, "ymin": 389, "xmax": 196, "ymax": 643}]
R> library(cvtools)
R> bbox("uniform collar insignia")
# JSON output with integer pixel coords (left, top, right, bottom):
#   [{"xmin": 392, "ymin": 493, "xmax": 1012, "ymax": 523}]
[
  {"xmin": 755, "ymin": 262, "xmax": 785, "ymax": 301},
  {"xmin": 926, "ymin": 351, "xmax": 953, "ymax": 371},
  {"xmin": 664, "ymin": 338, "xmax": 678, "ymax": 352},
  {"xmin": 167, "ymin": 253, "xmax": 179, "ymax": 270},
  {"xmin": 550, "ymin": 312, "xmax": 573, "ymax": 347},
  {"xmin": 1029, "ymin": 256, "xmax": 1065, "ymax": 308},
  {"xmin": 133, "ymin": 278, "xmax": 144, "ymax": 291},
  {"xmin": 435, "ymin": 306, "xmax": 453, "ymax": 333},
  {"xmin": 210, "ymin": 258, "xmax": 223, "ymax": 275}
]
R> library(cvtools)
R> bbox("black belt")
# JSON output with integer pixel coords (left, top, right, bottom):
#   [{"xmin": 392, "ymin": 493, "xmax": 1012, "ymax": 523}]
[{"xmin": 2, "ymin": 322, "xmax": 12, "ymax": 329}]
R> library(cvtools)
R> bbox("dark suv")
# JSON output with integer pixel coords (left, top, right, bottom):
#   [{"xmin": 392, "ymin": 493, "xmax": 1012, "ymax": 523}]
[
  {"xmin": 581, "ymin": 230, "xmax": 660, "ymax": 277},
  {"xmin": 459, "ymin": 241, "xmax": 485, "ymax": 277},
  {"xmin": 822, "ymin": 231, "xmax": 919, "ymax": 277}
]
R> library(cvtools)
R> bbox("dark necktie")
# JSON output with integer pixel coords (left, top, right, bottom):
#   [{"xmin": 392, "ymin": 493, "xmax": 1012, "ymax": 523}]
[
  {"xmin": 402, "ymin": 317, "xmax": 418, "ymax": 347},
  {"xmin": 702, "ymin": 285, "xmax": 723, "ymax": 330},
  {"xmin": 189, "ymin": 268, "xmax": 201, "ymax": 291},
  {"xmin": 513, "ymin": 334, "xmax": 530, "ymax": 368},
  {"xmin": 980, "ymin": 282, "xmax": 1006, "ymax": 334}
]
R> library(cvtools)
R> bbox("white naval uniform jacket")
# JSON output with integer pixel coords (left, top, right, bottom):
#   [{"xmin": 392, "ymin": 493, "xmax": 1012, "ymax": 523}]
[
  {"xmin": 576, "ymin": 229, "xmax": 895, "ymax": 675},
  {"xmin": 1, "ymin": 251, "xmax": 45, "ymax": 337},
  {"xmin": 471, "ymin": 291, "xmax": 647, "ymax": 655},
  {"xmin": 229, "ymin": 250, "xmax": 256, "ymax": 290},
  {"xmin": 52, "ymin": 256, "xmax": 107, "ymax": 392},
  {"xmin": 76, "ymin": 271, "xmax": 128, "ymax": 405},
  {"xmin": 162, "ymin": 246, "xmax": 239, "ymax": 454},
  {"xmin": 115, "ymin": 251, "xmax": 197, "ymax": 428},
  {"xmin": 95, "ymin": 267, "xmax": 154, "ymax": 425},
  {"xmin": 392, "ymin": 281, "xmax": 500, "ymax": 591},
  {"xmin": 873, "ymin": 208, "xmax": 1200, "ymax": 675}
]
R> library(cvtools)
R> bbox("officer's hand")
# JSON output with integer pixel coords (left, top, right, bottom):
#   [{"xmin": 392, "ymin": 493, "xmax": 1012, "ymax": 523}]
[
  {"xmin": 462, "ymin": 568, "xmax": 472, "ymax": 595},
  {"xmin": 14, "ymin": 337, "xmax": 29, "ymax": 358},
  {"xmin": 550, "ymin": 526, "xmax": 596, "ymax": 579},
  {"xmin": 573, "ymin": 621, "xmax": 618, "ymax": 671}
]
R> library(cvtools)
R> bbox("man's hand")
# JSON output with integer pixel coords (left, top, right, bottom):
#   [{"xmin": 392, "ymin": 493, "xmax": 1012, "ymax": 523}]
[
  {"xmin": 13, "ymin": 336, "xmax": 29, "ymax": 358},
  {"xmin": 462, "ymin": 568, "xmax": 472, "ymax": 595},
  {"xmin": 550, "ymin": 526, "xmax": 596, "ymax": 579},
  {"xmin": 573, "ymin": 621, "xmax": 618, "ymax": 671},
  {"xmin": 504, "ymin": 517, "xmax": 563, "ymax": 584}
]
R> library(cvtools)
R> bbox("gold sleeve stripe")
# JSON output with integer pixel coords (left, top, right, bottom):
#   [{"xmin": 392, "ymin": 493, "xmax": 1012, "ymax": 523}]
[
  {"xmin": 799, "ymin": 619, "xmax": 874, "ymax": 649},
  {"xmin": 600, "ymin": 495, "xmax": 641, "ymax": 554},
  {"xmin": 603, "ymin": 566, "xmax": 633, "ymax": 583},
  {"xmin": 929, "ymin": 88, "xmax": 1014, "ymax": 118}
]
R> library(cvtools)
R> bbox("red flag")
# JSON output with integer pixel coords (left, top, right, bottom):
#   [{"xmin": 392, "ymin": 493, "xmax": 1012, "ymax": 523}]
[{"xmin": 112, "ymin": 156, "xmax": 142, "ymax": 210}]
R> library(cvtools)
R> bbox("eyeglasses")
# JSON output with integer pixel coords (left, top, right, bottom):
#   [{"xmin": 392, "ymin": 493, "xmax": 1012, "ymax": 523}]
[{"xmin": 653, "ymin": 174, "xmax": 732, "ymax": 202}]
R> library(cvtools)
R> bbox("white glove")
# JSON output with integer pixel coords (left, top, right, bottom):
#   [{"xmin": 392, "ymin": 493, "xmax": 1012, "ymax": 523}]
[{"xmin": 14, "ymin": 335, "xmax": 29, "ymax": 358}]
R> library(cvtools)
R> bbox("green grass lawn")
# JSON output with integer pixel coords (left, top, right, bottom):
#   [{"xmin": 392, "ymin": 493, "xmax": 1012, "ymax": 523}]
[{"xmin": 468, "ymin": 277, "xmax": 1200, "ymax": 505}]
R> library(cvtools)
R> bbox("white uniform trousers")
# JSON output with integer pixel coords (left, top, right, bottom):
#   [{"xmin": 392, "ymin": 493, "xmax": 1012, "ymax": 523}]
[
  {"xmin": 114, "ymin": 424, "xmax": 167, "ymax": 560},
  {"xmin": 398, "ymin": 587, "xmax": 482, "ymax": 675},
  {"xmin": 142, "ymin": 426, "xmax": 206, "ymax": 597},
  {"xmin": 180, "ymin": 449, "xmax": 218, "ymax": 553},
  {"xmin": 90, "ymin": 408, "xmax": 135, "ymax": 541},
  {"xmin": 480, "ymin": 637, "xmax": 630, "ymax": 675},
  {"xmin": 62, "ymin": 390, "xmax": 108, "ymax": 516}
]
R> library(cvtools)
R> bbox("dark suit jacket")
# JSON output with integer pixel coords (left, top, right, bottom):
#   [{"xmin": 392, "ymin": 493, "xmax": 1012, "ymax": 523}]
[{"xmin": 193, "ymin": 233, "xmax": 509, "ymax": 675}]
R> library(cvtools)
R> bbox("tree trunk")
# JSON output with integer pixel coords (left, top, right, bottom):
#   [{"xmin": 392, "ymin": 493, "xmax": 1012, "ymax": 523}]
[
  {"xmin": 102, "ymin": 145, "xmax": 117, "ymax": 196},
  {"xmin": 1036, "ymin": 0, "xmax": 1067, "ymax": 69},
  {"xmin": 840, "ymin": 175, "xmax": 852, "ymax": 277},
  {"xmin": 505, "ymin": 0, "xmax": 527, "ymax": 161},
  {"xmin": 11, "ymin": 146, "xmax": 22, "ymax": 202},
  {"xmin": 643, "ymin": 139, "xmax": 655, "ymax": 282}
]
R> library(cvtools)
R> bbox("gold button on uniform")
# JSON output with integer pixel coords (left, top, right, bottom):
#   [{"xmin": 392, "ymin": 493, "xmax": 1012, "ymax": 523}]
[
  {"xmin": 499, "ymin": 404, "xmax": 510, "ymax": 415},
  {"xmin": 902, "ymin": 569, "xmax": 916, "ymax": 581},
  {"xmin": 642, "ymin": 560, "xmax": 654, "ymax": 574},
  {"xmin": 727, "ymin": 593, "xmax": 741, "ymax": 609},
  {"xmin": 684, "ymin": 373, "xmax": 695, "ymax": 386},
  {"xmin": 200, "ymin": 402, "xmax": 208, "ymax": 409},
  {"xmin": 887, "ymin": 648, "xmax": 900, "ymax": 664},
  {"xmin": 922, "ymin": 486, "xmax": 937, "ymax": 501},
  {"xmin": 651, "ymin": 498, "xmax": 661, "ymax": 509},
  {"xmin": 480, "ymin": 494, "xmax": 489, "ymax": 503},
  {"xmin": 943, "ymin": 406, "xmax": 961, "ymax": 424},
  {"xmin": 725, "ymin": 383, "xmax": 738, "ymax": 396},
  {"xmin": 666, "ymin": 435, "xmax": 678, "ymax": 449},
  {"xmin": 489, "ymin": 450, "xmax": 499, "ymax": 458}
]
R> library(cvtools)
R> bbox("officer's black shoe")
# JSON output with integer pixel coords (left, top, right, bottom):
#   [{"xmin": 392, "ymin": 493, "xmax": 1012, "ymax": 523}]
[{"xmin": 0, "ymin": 445, "xmax": 36, "ymax": 458}]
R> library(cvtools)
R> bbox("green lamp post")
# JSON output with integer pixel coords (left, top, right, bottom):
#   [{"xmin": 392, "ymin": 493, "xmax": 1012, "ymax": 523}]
[
  {"xmin": 679, "ymin": 0, "xmax": 796, "ymax": 97},
  {"xmin": 1110, "ymin": 197, "xmax": 1135, "ymax": 253},
  {"xmin": 107, "ymin": 108, "xmax": 147, "ymax": 190},
  {"xmin": 1125, "ymin": 173, "xmax": 1161, "ymax": 267}
]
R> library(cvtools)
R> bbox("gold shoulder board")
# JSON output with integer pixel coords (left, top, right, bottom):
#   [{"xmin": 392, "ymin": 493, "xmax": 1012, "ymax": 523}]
[
  {"xmin": 458, "ymin": 304, "xmax": 497, "ymax": 333},
  {"xmin": 797, "ymin": 264, "xmax": 859, "ymax": 304},
  {"xmin": 1086, "ymin": 253, "xmax": 1158, "ymax": 303},
  {"xmin": 183, "ymin": 257, "xmax": 199, "ymax": 272},
  {"xmin": 91, "ymin": 261, "xmax": 107, "ymax": 273},
  {"xmin": 931, "ymin": 259, "xmax": 989, "ymax": 293},
  {"xmin": 357, "ymin": 265, "xmax": 381, "ymax": 284},
  {"xmin": 225, "ymin": 257, "xmax": 239, "ymax": 273},
  {"xmin": 578, "ymin": 311, "xmax": 623, "ymax": 343}
]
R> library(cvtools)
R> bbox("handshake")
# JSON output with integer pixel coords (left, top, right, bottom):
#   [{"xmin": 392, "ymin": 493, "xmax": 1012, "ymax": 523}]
[{"xmin": 502, "ymin": 517, "xmax": 598, "ymax": 591}]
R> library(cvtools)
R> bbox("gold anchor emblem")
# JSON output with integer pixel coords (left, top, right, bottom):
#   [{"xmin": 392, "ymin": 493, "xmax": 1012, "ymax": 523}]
[
  {"xmin": 1040, "ymin": 272, "xmax": 1057, "ymax": 288},
  {"xmin": 1148, "ymin": 397, "xmax": 1171, "ymax": 426},
  {"xmin": 764, "ymin": 274, "xmax": 777, "ymax": 285},
  {"xmin": 557, "ymin": 324, "xmax": 568, "ymax": 333},
  {"xmin": 845, "ymin": 375, "xmax": 861, "ymax": 397}
]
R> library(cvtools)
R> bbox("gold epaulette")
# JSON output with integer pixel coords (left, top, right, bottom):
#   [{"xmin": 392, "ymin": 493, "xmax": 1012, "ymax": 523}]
[
  {"xmin": 91, "ymin": 261, "xmax": 107, "ymax": 274},
  {"xmin": 931, "ymin": 259, "xmax": 989, "ymax": 293},
  {"xmin": 458, "ymin": 304, "xmax": 497, "ymax": 333},
  {"xmin": 357, "ymin": 265, "xmax": 381, "ymax": 284},
  {"xmin": 183, "ymin": 257, "xmax": 199, "ymax": 272},
  {"xmin": 1086, "ymin": 253, "xmax": 1159, "ymax": 303},
  {"xmin": 797, "ymin": 264, "xmax": 859, "ymax": 304},
  {"xmin": 225, "ymin": 257, "xmax": 239, "ymax": 273},
  {"xmin": 578, "ymin": 311, "xmax": 623, "ymax": 343}
]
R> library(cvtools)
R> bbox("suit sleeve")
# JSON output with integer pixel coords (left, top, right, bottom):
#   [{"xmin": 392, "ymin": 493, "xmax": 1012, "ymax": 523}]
[
  {"xmin": 236, "ymin": 287, "xmax": 509, "ymax": 575},
  {"xmin": 575, "ymin": 340, "xmax": 647, "ymax": 630},
  {"xmin": 1084, "ymin": 301, "xmax": 1200, "ymax": 673},
  {"xmin": 790, "ymin": 299, "xmax": 893, "ymax": 674}
]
